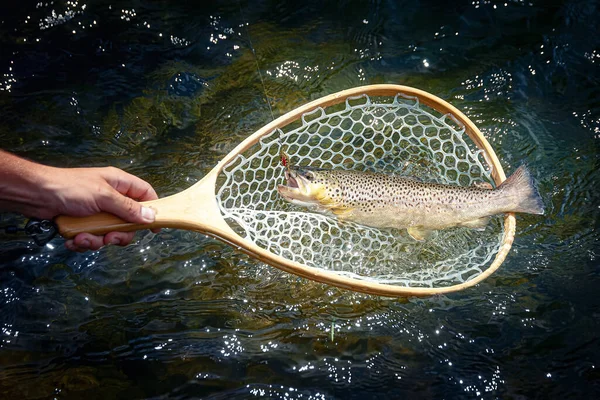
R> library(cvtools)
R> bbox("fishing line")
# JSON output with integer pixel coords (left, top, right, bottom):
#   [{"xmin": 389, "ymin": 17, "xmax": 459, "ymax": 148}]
[{"xmin": 237, "ymin": 0, "xmax": 275, "ymax": 123}]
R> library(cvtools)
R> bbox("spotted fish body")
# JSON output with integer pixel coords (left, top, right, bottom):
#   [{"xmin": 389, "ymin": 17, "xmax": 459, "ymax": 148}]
[{"xmin": 277, "ymin": 165, "xmax": 544, "ymax": 240}]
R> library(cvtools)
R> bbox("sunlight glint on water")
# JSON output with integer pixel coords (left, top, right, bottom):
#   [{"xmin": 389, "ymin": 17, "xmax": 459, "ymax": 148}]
[{"xmin": 0, "ymin": 0, "xmax": 599, "ymax": 398}]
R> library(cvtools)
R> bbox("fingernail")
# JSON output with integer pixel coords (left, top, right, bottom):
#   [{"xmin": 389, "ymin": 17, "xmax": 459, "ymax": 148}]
[
  {"xmin": 110, "ymin": 238, "xmax": 121, "ymax": 246},
  {"xmin": 80, "ymin": 239, "xmax": 90, "ymax": 248},
  {"xmin": 141, "ymin": 206, "xmax": 155, "ymax": 223}
]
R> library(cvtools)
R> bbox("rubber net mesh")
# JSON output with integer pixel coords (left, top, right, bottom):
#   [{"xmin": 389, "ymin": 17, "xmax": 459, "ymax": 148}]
[{"xmin": 216, "ymin": 93, "xmax": 503, "ymax": 287}]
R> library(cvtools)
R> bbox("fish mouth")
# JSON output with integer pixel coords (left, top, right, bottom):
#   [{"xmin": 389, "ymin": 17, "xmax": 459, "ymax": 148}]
[
  {"xmin": 284, "ymin": 169, "xmax": 300, "ymax": 189},
  {"xmin": 277, "ymin": 168, "xmax": 314, "ymax": 205}
]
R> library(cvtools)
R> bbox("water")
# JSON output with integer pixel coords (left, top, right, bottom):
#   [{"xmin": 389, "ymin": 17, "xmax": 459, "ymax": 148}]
[{"xmin": 1, "ymin": 0, "xmax": 599, "ymax": 398}]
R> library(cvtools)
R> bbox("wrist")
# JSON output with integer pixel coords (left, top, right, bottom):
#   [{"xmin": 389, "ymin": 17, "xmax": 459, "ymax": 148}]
[
  {"xmin": 0, "ymin": 151, "xmax": 60, "ymax": 218},
  {"xmin": 36, "ymin": 165, "xmax": 67, "ymax": 215}
]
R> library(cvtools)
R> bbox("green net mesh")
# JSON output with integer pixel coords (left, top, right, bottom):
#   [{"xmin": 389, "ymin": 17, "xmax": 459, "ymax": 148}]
[{"xmin": 216, "ymin": 93, "xmax": 503, "ymax": 288}]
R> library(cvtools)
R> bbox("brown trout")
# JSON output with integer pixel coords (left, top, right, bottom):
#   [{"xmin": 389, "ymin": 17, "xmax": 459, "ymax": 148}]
[{"xmin": 277, "ymin": 165, "xmax": 544, "ymax": 240}]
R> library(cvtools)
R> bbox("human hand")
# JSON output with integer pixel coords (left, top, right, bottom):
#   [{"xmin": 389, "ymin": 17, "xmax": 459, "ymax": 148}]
[
  {"xmin": 46, "ymin": 166, "xmax": 159, "ymax": 252},
  {"xmin": 0, "ymin": 151, "xmax": 159, "ymax": 251}
]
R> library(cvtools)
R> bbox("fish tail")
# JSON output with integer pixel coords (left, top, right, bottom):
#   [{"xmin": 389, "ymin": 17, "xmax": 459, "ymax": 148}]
[{"xmin": 498, "ymin": 164, "xmax": 545, "ymax": 215}]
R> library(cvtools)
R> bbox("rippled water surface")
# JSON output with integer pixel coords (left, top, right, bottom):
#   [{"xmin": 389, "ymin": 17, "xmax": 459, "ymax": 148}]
[{"xmin": 1, "ymin": 0, "xmax": 599, "ymax": 398}]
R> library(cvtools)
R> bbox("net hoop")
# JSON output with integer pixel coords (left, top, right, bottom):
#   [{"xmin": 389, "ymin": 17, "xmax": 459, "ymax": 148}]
[{"xmin": 213, "ymin": 84, "xmax": 516, "ymax": 297}]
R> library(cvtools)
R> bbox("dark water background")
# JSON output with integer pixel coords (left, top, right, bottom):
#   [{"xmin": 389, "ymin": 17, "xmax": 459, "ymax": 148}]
[{"xmin": 1, "ymin": 0, "xmax": 599, "ymax": 398}]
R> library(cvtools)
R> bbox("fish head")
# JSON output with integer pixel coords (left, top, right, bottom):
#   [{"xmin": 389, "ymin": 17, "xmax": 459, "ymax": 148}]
[{"xmin": 277, "ymin": 166, "xmax": 339, "ymax": 210}]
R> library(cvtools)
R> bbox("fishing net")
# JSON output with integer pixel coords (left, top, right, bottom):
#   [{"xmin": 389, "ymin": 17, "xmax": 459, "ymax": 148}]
[{"xmin": 216, "ymin": 93, "xmax": 503, "ymax": 288}]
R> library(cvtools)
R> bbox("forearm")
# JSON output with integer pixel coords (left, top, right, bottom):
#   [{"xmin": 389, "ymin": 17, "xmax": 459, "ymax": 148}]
[
  {"xmin": 0, "ymin": 150, "xmax": 56, "ymax": 217},
  {"xmin": 1, "ymin": 150, "xmax": 158, "ymax": 251}
]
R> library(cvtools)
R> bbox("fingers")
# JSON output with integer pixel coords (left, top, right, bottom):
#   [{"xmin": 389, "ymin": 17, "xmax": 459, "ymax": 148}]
[
  {"xmin": 61, "ymin": 167, "xmax": 160, "ymax": 252},
  {"xmin": 99, "ymin": 190, "xmax": 157, "ymax": 224},
  {"xmin": 65, "ymin": 233, "xmax": 103, "ymax": 252},
  {"xmin": 66, "ymin": 232, "xmax": 136, "ymax": 252},
  {"xmin": 103, "ymin": 167, "xmax": 158, "ymax": 202},
  {"xmin": 96, "ymin": 168, "xmax": 158, "ymax": 225},
  {"xmin": 103, "ymin": 231, "xmax": 136, "ymax": 246}
]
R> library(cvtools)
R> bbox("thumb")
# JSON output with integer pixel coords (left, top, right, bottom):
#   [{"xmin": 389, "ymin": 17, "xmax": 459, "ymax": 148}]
[{"xmin": 99, "ymin": 188, "xmax": 156, "ymax": 224}]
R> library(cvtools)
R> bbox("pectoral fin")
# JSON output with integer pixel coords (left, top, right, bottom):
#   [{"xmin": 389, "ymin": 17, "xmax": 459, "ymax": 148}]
[
  {"xmin": 473, "ymin": 181, "xmax": 494, "ymax": 190},
  {"xmin": 407, "ymin": 226, "xmax": 435, "ymax": 241},
  {"xmin": 459, "ymin": 216, "xmax": 490, "ymax": 231},
  {"xmin": 331, "ymin": 206, "xmax": 354, "ymax": 219}
]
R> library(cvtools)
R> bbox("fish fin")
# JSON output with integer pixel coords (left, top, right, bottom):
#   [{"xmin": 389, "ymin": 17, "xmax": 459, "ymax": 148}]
[
  {"xmin": 407, "ymin": 226, "xmax": 435, "ymax": 241},
  {"xmin": 317, "ymin": 194, "xmax": 353, "ymax": 218},
  {"xmin": 498, "ymin": 164, "xmax": 545, "ymax": 215},
  {"xmin": 473, "ymin": 181, "xmax": 493, "ymax": 190},
  {"xmin": 459, "ymin": 216, "xmax": 490, "ymax": 231},
  {"xmin": 331, "ymin": 206, "xmax": 354, "ymax": 219}
]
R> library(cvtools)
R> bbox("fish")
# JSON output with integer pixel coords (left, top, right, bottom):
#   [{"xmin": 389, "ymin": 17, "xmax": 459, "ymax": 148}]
[{"xmin": 277, "ymin": 164, "xmax": 544, "ymax": 241}]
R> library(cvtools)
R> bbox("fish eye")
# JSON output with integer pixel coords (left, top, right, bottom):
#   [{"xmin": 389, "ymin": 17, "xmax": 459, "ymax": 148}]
[{"xmin": 304, "ymin": 171, "xmax": 315, "ymax": 181}]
